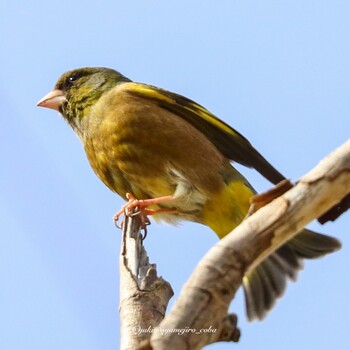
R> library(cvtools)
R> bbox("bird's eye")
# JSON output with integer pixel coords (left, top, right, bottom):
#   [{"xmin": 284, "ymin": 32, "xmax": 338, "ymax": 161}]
[{"xmin": 68, "ymin": 74, "xmax": 80, "ymax": 83}]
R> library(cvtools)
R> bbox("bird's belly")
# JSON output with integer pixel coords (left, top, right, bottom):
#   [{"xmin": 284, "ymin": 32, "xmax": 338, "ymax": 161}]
[
  {"xmin": 83, "ymin": 102, "xmax": 228, "ymax": 224},
  {"xmin": 85, "ymin": 135, "xmax": 210, "ymax": 222}
]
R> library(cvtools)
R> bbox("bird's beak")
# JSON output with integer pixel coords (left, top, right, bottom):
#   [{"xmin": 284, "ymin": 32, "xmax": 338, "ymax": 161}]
[{"xmin": 37, "ymin": 89, "xmax": 67, "ymax": 111}]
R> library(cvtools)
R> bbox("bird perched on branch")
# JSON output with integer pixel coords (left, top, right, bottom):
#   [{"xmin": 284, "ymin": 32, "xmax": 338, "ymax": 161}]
[{"xmin": 37, "ymin": 67, "xmax": 340, "ymax": 321}]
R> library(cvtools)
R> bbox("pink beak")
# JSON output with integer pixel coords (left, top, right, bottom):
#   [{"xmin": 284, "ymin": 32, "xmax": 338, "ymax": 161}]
[{"xmin": 37, "ymin": 89, "xmax": 66, "ymax": 111}]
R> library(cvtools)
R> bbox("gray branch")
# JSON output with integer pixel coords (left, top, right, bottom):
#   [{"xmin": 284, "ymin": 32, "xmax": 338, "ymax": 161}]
[
  {"xmin": 119, "ymin": 215, "xmax": 174, "ymax": 350},
  {"xmin": 120, "ymin": 139, "xmax": 350, "ymax": 349}
]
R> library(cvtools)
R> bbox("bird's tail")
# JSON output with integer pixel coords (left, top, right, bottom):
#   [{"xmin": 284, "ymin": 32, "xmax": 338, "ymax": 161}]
[{"xmin": 243, "ymin": 229, "xmax": 341, "ymax": 321}]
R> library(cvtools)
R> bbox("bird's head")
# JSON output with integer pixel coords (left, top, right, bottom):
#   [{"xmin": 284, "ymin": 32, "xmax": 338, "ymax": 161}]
[{"xmin": 37, "ymin": 67, "xmax": 130, "ymax": 134}]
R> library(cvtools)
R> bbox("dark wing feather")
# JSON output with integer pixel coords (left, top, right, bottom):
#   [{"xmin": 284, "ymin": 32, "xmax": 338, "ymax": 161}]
[{"xmin": 126, "ymin": 83, "xmax": 285, "ymax": 184}]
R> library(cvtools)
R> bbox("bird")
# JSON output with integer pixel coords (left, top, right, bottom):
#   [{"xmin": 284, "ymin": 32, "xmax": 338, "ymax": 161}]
[{"xmin": 37, "ymin": 67, "xmax": 341, "ymax": 321}]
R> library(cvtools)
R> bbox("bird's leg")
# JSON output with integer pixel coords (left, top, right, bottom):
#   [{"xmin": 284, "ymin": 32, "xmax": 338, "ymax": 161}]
[{"xmin": 113, "ymin": 193, "xmax": 177, "ymax": 230}]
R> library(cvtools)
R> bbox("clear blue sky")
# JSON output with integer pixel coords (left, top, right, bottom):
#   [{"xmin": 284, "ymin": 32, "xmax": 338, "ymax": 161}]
[{"xmin": 1, "ymin": 1, "xmax": 349, "ymax": 349}]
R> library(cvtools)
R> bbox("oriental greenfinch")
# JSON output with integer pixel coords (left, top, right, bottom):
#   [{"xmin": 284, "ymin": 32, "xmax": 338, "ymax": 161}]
[{"xmin": 37, "ymin": 67, "xmax": 340, "ymax": 321}]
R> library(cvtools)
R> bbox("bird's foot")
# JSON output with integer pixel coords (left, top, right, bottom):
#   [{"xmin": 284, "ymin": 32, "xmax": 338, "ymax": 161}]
[{"xmin": 113, "ymin": 193, "xmax": 176, "ymax": 234}]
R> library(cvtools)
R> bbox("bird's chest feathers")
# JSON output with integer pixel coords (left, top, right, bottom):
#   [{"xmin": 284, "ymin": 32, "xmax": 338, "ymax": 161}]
[
  {"xmin": 84, "ymin": 128, "xmax": 209, "ymax": 222},
  {"xmin": 81, "ymin": 93, "xmax": 224, "ymax": 223}
]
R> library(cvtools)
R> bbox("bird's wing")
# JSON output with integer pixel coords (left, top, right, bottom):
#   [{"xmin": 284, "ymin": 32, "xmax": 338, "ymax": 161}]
[{"xmin": 125, "ymin": 83, "xmax": 285, "ymax": 184}]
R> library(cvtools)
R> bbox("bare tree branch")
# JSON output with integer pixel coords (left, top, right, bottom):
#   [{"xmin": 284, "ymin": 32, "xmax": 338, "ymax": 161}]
[
  {"xmin": 147, "ymin": 139, "xmax": 350, "ymax": 349},
  {"xmin": 119, "ymin": 139, "xmax": 349, "ymax": 349},
  {"xmin": 119, "ymin": 215, "xmax": 174, "ymax": 350}
]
